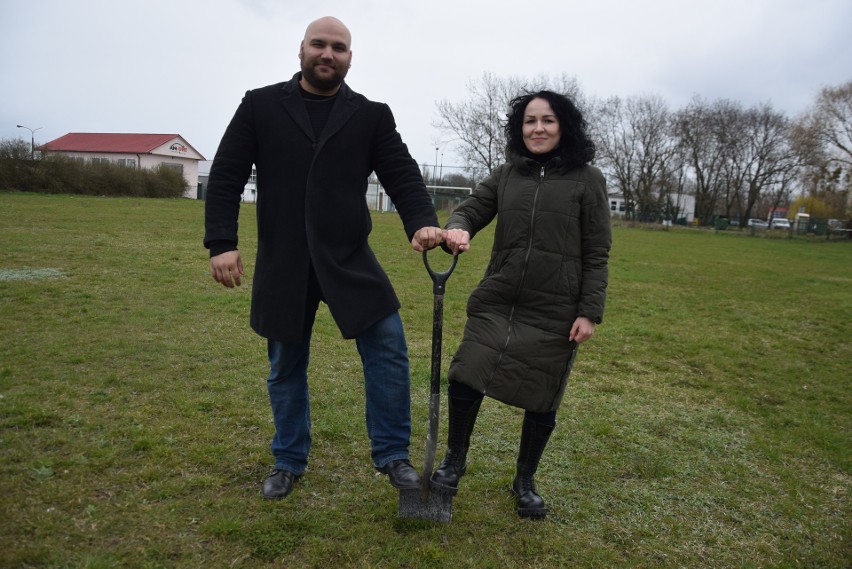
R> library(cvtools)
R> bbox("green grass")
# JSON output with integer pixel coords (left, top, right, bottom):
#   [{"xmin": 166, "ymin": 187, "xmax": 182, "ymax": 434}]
[{"xmin": 1, "ymin": 192, "xmax": 849, "ymax": 568}]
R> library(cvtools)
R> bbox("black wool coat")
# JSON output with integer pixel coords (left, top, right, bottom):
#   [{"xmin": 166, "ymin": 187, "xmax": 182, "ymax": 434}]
[{"xmin": 204, "ymin": 73, "xmax": 438, "ymax": 342}]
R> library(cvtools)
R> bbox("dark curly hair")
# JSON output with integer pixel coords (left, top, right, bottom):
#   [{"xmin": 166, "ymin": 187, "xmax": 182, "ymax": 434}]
[{"xmin": 505, "ymin": 90, "xmax": 596, "ymax": 169}]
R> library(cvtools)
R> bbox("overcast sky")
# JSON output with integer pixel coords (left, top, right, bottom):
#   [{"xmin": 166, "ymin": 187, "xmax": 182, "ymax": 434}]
[{"xmin": 2, "ymin": 0, "xmax": 850, "ymax": 171}]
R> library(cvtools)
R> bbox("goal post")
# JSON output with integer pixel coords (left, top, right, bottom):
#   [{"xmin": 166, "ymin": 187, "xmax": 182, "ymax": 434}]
[{"xmin": 426, "ymin": 185, "xmax": 472, "ymax": 214}]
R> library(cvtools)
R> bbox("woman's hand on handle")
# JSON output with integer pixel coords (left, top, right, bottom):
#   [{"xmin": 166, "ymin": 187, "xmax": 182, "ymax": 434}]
[{"xmin": 443, "ymin": 228, "xmax": 470, "ymax": 255}]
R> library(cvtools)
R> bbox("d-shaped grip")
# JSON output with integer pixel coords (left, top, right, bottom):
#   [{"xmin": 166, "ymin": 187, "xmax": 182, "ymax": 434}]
[{"xmin": 422, "ymin": 249, "xmax": 458, "ymax": 295}]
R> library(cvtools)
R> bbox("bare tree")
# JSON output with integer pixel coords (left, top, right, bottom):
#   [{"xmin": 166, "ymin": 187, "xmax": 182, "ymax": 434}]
[
  {"xmin": 0, "ymin": 137, "xmax": 32, "ymax": 160},
  {"xmin": 443, "ymin": 172, "xmax": 475, "ymax": 189},
  {"xmin": 594, "ymin": 94, "xmax": 677, "ymax": 221},
  {"xmin": 671, "ymin": 98, "xmax": 800, "ymax": 225},
  {"xmin": 592, "ymin": 96, "xmax": 639, "ymax": 217},
  {"xmin": 709, "ymin": 102, "xmax": 797, "ymax": 222},
  {"xmin": 0, "ymin": 137, "xmax": 35, "ymax": 190},
  {"xmin": 798, "ymin": 80, "xmax": 852, "ymax": 168},
  {"xmin": 674, "ymin": 98, "xmax": 734, "ymax": 225},
  {"xmin": 764, "ymin": 159, "xmax": 800, "ymax": 222},
  {"xmin": 712, "ymin": 101, "xmax": 749, "ymax": 220},
  {"xmin": 434, "ymin": 72, "xmax": 585, "ymax": 174},
  {"xmin": 634, "ymin": 97, "xmax": 677, "ymax": 219},
  {"xmin": 738, "ymin": 104, "xmax": 799, "ymax": 222},
  {"xmin": 791, "ymin": 80, "xmax": 852, "ymax": 217}
]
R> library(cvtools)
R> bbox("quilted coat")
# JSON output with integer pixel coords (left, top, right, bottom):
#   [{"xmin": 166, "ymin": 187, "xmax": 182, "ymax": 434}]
[{"xmin": 446, "ymin": 152, "xmax": 611, "ymax": 412}]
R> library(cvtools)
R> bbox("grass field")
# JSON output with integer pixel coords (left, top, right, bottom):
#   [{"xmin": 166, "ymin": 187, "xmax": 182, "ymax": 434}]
[{"xmin": 1, "ymin": 192, "xmax": 849, "ymax": 568}]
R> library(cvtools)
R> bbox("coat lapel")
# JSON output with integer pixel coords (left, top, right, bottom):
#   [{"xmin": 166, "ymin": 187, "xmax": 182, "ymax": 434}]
[
  {"xmin": 279, "ymin": 74, "xmax": 315, "ymax": 141},
  {"xmin": 319, "ymin": 83, "xmax": 359, "ymax": 144},
  {"xmin": 278, "ymin": 74, "xmax": 361, "ymax": 146}
]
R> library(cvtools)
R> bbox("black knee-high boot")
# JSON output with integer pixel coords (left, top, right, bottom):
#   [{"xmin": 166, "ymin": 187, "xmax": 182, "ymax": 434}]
[
  {"xmin": 512, "ymin": 417, "xmax": 555, "ymax": 518},
  {"xmin": 430, "ymin": 393, "xmax": 482, "ymax": 495}
]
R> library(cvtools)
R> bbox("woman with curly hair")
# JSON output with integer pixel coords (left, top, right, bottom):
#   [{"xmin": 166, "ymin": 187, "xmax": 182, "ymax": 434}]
[{"xmin": 432, "ymin": 90, "xmax": 611, "ymax": 518}]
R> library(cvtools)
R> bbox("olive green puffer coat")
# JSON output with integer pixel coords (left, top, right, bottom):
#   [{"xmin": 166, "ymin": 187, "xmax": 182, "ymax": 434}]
[{"xmin": 446, "ymin": 153, "xmax": 611, "ymax": 412}]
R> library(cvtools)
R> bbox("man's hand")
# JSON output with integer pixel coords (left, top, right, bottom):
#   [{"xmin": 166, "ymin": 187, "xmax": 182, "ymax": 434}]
[
  {"xmin": 442, "ymin": 228, "xmax": 470, "ymax": 255},
  {"xmin": 410, "ymin": 226, "xmax": 444, "ymax": 252},
  {"xmin": 210, "ymin": 250, "xmax": 244, "ymax": 288}
]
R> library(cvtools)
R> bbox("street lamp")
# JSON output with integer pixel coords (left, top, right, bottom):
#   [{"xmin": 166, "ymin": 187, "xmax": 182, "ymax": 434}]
[
  {"xmin": 434, "ymin": 147, "xmax": 439, "ymax": 186},
  {"xmin": 17, "ymin": 124, "xmax": 42, "ymax": 160}
]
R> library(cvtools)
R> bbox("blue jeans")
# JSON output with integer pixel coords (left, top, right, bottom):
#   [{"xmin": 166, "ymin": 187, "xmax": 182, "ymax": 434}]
[{"xmin": 266, "ymin": 310, "xmax": 412, "ymax": 475}]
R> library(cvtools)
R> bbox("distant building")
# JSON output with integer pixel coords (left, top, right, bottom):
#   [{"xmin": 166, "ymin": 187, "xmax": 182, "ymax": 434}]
[
  {"xmin": 608, "ymin": 191, "xmax": 696, "ymax": 224},
  {"xmin": 609, "ymin": 193, "xmax": 629, "ymax": 215},
  {"xmin": 41, "ymin": 133, "xmax": 205, "ymax": 198},
  {"xmin": 197, "ymin": 164, "xmax": 393, "ymax": 209},
  {"xmin": 196, "ymin": 160, "xmax": 257, "ymax": 203},
  {"xmin": 768, "ymin": 207, "xmax": 789, "ymax": 220}
]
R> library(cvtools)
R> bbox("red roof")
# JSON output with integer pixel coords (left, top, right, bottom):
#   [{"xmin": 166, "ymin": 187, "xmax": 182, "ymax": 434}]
[{"xmin": 42, "ymin": 133, "xmax": 196, "ymax": 155}]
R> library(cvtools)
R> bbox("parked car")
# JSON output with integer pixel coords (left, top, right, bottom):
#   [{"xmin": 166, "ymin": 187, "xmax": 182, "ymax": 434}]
[
  {"xmin": 747, "ymin": 218, "xmax": 768, "ymax": 228},
  {"xmin": 769, "ymin": 218, "xmax": 791, "ymax": 230}
]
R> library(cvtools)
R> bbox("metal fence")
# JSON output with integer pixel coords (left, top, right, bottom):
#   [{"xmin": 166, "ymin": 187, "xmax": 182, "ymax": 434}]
[{"xmin": 711, "ymin": 216, "xmax": 852, "ymax": 240}]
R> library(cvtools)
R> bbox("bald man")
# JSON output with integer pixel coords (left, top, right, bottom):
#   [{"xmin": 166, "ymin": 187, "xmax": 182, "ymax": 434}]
[{"xmin": 204, "ymin": 16, "xmax": 443, "ymax": 500}]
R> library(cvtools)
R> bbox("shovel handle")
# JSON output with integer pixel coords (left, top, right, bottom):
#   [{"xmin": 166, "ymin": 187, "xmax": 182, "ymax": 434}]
[
  {"xmin": 422, "ymin": 249, "xmax": 458, "ymax": 295},
  {"xmin": 422, "ymin": 248, "xmax": 457, "ymax": 395},
  {"xmin": 420, "ymin": 249, "xmax": 458, "ymax": 501}
]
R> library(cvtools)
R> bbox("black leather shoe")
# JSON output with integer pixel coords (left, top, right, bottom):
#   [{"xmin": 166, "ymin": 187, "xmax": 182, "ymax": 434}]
[
  {"xmin": 261, "ymin": 469, "xmax": 299, "ymax": 499},
  {"xmin": 379, "ymin": 459, "xmax": 420, "ymax": 489}
]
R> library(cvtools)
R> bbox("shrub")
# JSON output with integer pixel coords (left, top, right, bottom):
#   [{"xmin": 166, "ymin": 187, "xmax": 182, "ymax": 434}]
[
  {"xmin": 0, "ymin": 154, "xmax": 187, "ymax": 198},
  {"xmin": 0, "ymin": 138, "xmax": 31, "ymax": 160}
]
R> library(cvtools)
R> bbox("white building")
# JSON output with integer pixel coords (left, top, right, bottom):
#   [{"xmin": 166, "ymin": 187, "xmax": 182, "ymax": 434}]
[
  {"xmin": 608, "ymin": 191, "xmax": 696, "ymax": 224},
  {"xmin": 197, "ymin": 161, "xmax": 257, "ymax": 203},
  {"xmin": 42, "ymin": 133, "xmax": 205, "ymax": 198}
]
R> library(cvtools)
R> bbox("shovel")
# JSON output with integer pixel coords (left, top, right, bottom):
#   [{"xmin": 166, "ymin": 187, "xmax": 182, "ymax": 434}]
[{"xmin": 398, "ymin": 249, "xmax": 458, "ymax": 523}]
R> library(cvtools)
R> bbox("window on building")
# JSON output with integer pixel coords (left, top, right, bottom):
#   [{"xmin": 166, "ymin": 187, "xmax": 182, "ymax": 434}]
[
  {"xmin": 161, "ymin": 163, "xmax": 183, "ymax": 174},
  {"xmin": 117, "ymin": 159, "xmax": 136, "ymax": 168},
  {"xmin": 91, "ymin": 157, "xmax": 110, "ymax": 165},
  {"xmin": 249, "ymin": 167, "xmax": 257, "ymax": 183},
  {"xmin": 610, "ymin": 201, "xmax": 617, "ymax": 211}
]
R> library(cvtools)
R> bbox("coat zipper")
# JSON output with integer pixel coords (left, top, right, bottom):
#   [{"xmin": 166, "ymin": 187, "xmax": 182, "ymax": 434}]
[{"xmin": 486, "ymin": 165, "xmax": 545, "ymax": 388}]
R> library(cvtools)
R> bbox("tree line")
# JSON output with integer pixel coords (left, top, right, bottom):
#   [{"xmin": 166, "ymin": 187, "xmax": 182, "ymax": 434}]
[{"xmin": 433, "ymin": 73, "xmax": 851, "ymax": 225}]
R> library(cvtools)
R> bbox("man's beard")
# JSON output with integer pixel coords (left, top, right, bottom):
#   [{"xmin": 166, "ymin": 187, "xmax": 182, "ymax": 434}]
[{"xmin": 301, "ymin": 62, "xmax": 348, "ymax": 92}]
